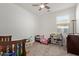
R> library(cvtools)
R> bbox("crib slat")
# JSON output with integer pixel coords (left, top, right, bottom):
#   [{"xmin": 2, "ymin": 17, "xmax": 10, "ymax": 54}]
[
  {"xmin": 0, "ymin": 39, "xmax": 26, "ymax": 56},
  {"xmin": 0, "ymin": 36, "xmax": 12, "ymax": 42}
]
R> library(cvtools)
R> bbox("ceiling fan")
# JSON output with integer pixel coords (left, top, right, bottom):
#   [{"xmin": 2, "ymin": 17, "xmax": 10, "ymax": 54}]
[{"xmin": 32, "ymin": 3, "xmax": 50, "ymax": 11}]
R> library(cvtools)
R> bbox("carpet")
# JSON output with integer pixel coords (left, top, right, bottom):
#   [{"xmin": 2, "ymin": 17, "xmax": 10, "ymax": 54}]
[{"xmin": 26, "ymin": 42, "xmax": 76, "ymax": 56}]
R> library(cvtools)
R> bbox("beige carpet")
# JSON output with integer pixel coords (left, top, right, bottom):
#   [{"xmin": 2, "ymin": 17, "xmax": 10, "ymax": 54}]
[{"xmin": 26, "ymin": 42, "xmax": 76, "ymax": 56}]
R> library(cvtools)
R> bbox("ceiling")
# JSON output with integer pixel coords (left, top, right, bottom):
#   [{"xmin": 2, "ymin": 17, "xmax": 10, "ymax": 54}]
[{"xmin": 16, "ymin": 3, "xmax": 76, "ymax": 16}]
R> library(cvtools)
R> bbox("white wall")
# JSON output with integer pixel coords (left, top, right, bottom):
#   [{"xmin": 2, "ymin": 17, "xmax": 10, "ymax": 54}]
[
  {"xmin": 38, "ymin": 7, "xmax": 76, "ymax": 38},
  {"xmin": 76, "ymin": 4, "xmax": 79, "ymax": 33},
  {"xmin": 0, "ymin": 3, "xmax": 39, "ymax": 40},
  {"xmin": 55, "ymin": 7, "xmax": 76, "ymax": 33},
  {"xmin": 0, "ymin": 3, "xmax": 76, "ymax": 41},
  {"xmin": 38, "ymin": 13, "xmax": 57, "ymax": 38}
]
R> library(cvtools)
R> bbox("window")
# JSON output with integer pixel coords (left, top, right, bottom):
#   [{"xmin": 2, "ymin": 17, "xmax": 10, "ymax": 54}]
[{"xmin": 56, "ymin": 15, "xmax": 70, "ymax": 34}]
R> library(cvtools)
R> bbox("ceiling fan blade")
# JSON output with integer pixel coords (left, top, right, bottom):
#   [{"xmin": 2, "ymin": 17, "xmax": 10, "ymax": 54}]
[
  {"xmin": 45, "ymin": 6, "xmax": 50, "ymax": 9},
  {"xmin": 32, "ymin": 4, "xmax": 39, "ymax": 6},
  {"xmin": 44, "ymin": 3, "xmax": 48, "ymax": 5},
  {"xmin": 39, "ymin": 8, "xmax": 42, "ymax": 11},
  {"xmin": 47, "ymin": 10, "xmax": 50, "ymax": 12}
]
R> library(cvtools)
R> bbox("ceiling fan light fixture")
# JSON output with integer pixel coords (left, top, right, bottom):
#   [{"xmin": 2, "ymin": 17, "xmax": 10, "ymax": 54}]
[{"xmin": 40, "ymin": 4, "xmax": 45, "ymax": 8}]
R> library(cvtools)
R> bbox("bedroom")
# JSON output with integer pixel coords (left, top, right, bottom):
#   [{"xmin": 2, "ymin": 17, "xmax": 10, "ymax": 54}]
[{"xmin": 0, "ymin": 3, "xmax": 79, "ymax": 56}]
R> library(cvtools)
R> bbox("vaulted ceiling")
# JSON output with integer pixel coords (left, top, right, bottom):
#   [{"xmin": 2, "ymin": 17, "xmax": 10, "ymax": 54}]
[{"xmin": 16, "ymin": 3, "xmax": 76, "ymax": 15}]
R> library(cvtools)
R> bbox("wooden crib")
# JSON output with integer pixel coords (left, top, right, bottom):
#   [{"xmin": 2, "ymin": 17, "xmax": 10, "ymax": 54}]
[
  {"xmin": 0, "ymin": 36, "xmax": 26, "ymax": 56},
  {"xmin": 0, "ymin": 35, "xmax": 12, "ymax": 42}
]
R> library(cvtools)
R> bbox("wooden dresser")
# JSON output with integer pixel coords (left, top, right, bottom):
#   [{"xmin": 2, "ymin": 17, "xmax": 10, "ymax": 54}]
[{"xmin": 67, "ymin": 35, "xmax": 79, "ymax": 55}]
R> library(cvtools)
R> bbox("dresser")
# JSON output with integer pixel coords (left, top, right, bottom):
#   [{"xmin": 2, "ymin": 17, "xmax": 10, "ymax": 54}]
[{"xmin": 67, "ymin": 35, "xmax": 79, "ymax": 55}]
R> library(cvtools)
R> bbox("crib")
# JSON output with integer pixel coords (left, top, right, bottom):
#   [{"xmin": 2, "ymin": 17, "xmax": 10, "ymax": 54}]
[
  {"xmin": 0, "ymin": 36, "xmax": 26, "ymax": 56},
  {"xmin": 0, "ymin": 35, "xmax": 12, "ymax": 42}
]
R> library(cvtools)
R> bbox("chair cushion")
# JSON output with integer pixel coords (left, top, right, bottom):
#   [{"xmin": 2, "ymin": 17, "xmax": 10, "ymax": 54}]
[{"xmin": 40, "ymin": 38, "xmax": 48, "ymax": 45}]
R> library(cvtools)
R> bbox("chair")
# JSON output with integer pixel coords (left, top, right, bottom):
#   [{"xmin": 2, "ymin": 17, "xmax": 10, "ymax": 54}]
[
  {"xmin": 50, "ymin": 33, "xmax": 63, "ymax": 46},
  {"xmin": 35, "ymin": 35, "xmax": 40, "ymax": 42}
]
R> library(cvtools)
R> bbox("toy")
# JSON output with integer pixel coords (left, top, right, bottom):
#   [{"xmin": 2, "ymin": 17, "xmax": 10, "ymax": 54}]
[
  {"xmin": 3, "ymin": 45, "xmax": 11, "ymax": 56},
  {"xmin": 4, "ymin": 44, "xmax": 17, "ymax": 56},
  {"xmin": 12, "ymin": 44, "xmax": 16, "ymax": 56},
  {"xmin": 0, "ymin": 45, "xmax": 4, "ymax": 56},
  {"xmin": 40, "ymin": 35, "xmax": 48, "ymax": 45},
  {"xmin": 40, "ymin": 38, "xmax": 48, "ymax": 45},
  {"xmin": 16, "ymin": 43, "xmax": 20, "ymax": 56},
  {"xmin": 20, "ymin": 43, "xmax": 23, "ymax": 55},
  {"xmin": 0, "ymin": 39, "xmax": 26, "ymax": 56}
]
